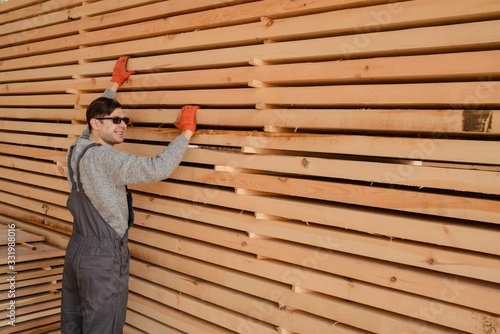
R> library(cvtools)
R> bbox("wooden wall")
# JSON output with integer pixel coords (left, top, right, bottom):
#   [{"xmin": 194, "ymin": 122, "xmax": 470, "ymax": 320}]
[{"xmin": 1, "ymin": 0, "xmax": 500, "ymax": 333}]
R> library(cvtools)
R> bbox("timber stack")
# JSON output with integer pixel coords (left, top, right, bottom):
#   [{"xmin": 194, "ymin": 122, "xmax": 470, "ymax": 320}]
[{"xmin": 0, "ymin": 0, "xmax": 499, "ymax": 333}]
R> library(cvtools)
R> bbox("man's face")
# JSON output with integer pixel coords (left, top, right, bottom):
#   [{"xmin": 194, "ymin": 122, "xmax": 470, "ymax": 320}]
[{"xmin": 92, "ymin": 108, "xmax": 127, "ymax": 146}]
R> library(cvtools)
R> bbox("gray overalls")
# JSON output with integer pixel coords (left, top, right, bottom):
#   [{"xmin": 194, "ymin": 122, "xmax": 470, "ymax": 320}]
[{"xmin": 61, "ymin": 143, "xmax": 134, "ymax": 334}]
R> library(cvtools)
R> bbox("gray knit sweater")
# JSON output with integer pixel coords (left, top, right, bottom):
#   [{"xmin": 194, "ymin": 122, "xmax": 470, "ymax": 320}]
[{"xmin": 67, "ymin": 89, "xmax": 189, "ymax": 237}]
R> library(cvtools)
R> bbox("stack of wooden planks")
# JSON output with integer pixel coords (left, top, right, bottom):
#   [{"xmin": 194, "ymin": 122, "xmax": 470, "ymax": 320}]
[
  {"xmin": 0, "ymin": 0, "xmax": 499, "ymax": 333},
  {"xmin": 0, "ymin": 223, "xmax": 63, "ymax": 333}
]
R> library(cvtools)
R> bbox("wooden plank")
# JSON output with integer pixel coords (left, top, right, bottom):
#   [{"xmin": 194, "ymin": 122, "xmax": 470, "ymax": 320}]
[
  {"xmin": 4, "ymin": 49, "xmax": 499, "ymax": 90},
  {"xmin": 0, "ymin": 0, "xmax": 43, "ymax": 13},
  {"xmin": 118, "ymin": 128, "xmax": 500, "ymax": 165},
  {"xmin": 0, "ymin": 266, "xmax": 64, "ymax": 283},
  {"xmin": 0, "ymin": 132, "xmax": 73, "ymax": 150},
  {"xmin": 78, "ymin": 82, "xmax": 500, "ymax": 108},
  {"xmin": 169, "ymin": 166, "xmax": 500, "ymax": 224},
  {"xmin": 0, "ymin": 120, "xmax": 83, "ymax": 137},
  {"xmin": 0, "ymin": 167, "xmax": 69, "ymax": 193},
  {"xmin": 21, "ymin": 322, "xmax": 61, "ymax": 334},
  {"xmin": 130, "ymin": 259, "xmax": 441, "ymax": 334},
  {"xmin": 0, "ymin": 258, "xmax": 64, "ymax": 274},
  {"xmin": 0, "ymin": 0, "xmax": 83, "ymax": 26},
  {"xmin": 0, "ymin": 242, "xmax": 64, "ymax": 265},
  {"xmin": 127, "ymin": 293, "xmax": 238, "ymax": 334},
  {"xmin": 0, "ymin": 300, "xmax": 60, "ymax": 319},
  {"xmin": 66, "ymin": 18, "xmax": 500, "ymax": 76},
  {"xmin": 129, "ymin": 276, "xmax": 279, "ymax": 334},
  {"xmin": 0, "ymin": 144, "xmax": 67, "ymax": 164},
  {"xmin": 0, "ymin": 211, "xmax": 71, "ymax": 249},
  {"xmin": 0, "ymin": 309, "xmax": 60, "ymax": 327},
  {"xmin": 0, "ymin": 108, "xmax": 81, "ymax": 121},
  {"xmin": 0, "ymin": 292, "xmax": 60, "ymax": 309},
  {"xmin": 0, "ymin": 315, "xmax": 60, "ymax": 334},
  {"xmin": 0, "ymin": 156, "xmax": 66, "ymax": 178},
  {"xmin": 0, "ymin": 190, "xmax": 72, "ymax": 223},
  {"xmin": 131, "ymin": 185, "xmax": 500, "ymax": 261},
  {"xmin": 130, "ymin": 247, "xmax": 498, "ymax": 333},
  {"xmin": 131, "ymin": 206, "xmax": 500, "ymax": 284},
  {"xmin": 0, "ymin": 281, "xmax": 62, "ymax": 301},
  {"xmin": 188, "ymin": 149, "xmax": 500, "ymax": 193},
  {"xmin": 132, "ymin": 205, "xmax": 500, "ymax": 284},
  {"xmin": 0, "ymin": 228, "xmax": 44, "ymax": 245},
  {"xmin": 3, "ymin": 18, "xmax": 500, "ymax": 71},
  {"xmin": 124, "ymin": 323, "xmax": 149, "ymax": 334},
  {"xmin": 0, "ymin": 94, "xmax": 77, "ymax": 107},
  {"xmin": 0, "ymin": 0, "xmax": 248, "ymax": 47},
  {"xmin": 0, "ymin": 8, "xmax": 78, "ymax": 38},
  {"xmin": 129, "ymin": 236, "xmax": 500, "ymax": 317},
  {"xmin": 6, "ymin": 0, "xmax": 500, "ymax": 60}
]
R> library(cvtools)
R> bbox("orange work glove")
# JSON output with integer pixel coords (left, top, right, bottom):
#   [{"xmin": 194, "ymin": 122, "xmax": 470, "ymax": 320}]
[
  {"xmin": 111, "ymin": 56, "xmax": 136, "ymax": 85},
  {"xmin": 174, "ymin": 105, "xmax": 200, "ymax": 133}
]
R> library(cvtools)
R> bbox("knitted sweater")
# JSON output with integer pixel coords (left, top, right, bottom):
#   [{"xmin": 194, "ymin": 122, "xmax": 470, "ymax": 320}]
[{"xmin": 67, "ymin": 89, "xmax": 189, "ymax": 237}]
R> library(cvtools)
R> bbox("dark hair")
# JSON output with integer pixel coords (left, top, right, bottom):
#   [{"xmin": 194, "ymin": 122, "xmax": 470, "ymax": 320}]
[{"xmin": 86, "ymin": 97, "xmax": 122, "ymax": 129}]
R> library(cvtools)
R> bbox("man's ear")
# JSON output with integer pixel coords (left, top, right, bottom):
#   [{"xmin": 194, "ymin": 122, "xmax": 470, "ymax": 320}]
[{"xmin": 90, "ymin": 118, "xmax": 100, "ymax": 131}]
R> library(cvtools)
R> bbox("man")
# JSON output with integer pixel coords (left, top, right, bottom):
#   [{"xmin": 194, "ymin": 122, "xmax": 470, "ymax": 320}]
[{"xmin": 61, "ymin": 56, "xmax": 199, "ymax": 333}]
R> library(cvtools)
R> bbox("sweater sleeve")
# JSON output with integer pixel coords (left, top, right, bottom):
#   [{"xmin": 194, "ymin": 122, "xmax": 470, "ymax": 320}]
[
  {"xmin": 101, "ymin": 89, "xmax": 117, "ymax": 99},
  {"xmin": 82, "ymin": 135, "xmax": 189, "ymax": 186}
]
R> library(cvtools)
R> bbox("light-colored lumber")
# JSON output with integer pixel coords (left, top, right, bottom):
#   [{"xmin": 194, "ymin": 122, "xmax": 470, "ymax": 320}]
[
  {"xmin": 0, "ymin": 0, "xmax": 394, "ymax": 47},
  {"xmin": 2, "ymin": 1, "xmax": 500, "ymax": 332},
  {"xmin": 81, "ymin": 82, "xmax": 500, "ymax": 107},
  {"xmin": 3, "ymin": 18, "xmax": 500, "ymax": 71},
  {"xmin": 169, "ymin": 165, "xmax": 500, "ymax": 223},
  {"xmin": 0, "ymin": 144, "xmax": 67, "ymax": 164},
  {"xmin": 0, "ymin": 108, "xmax": 82, "ymax": 121},
  {"xmin": 132, "ymin": 205, "xmax": 500, "ymax": 282},
  {"xmin": 133, "ymin": 188, "xmax": 500, "ymax": 256},
  {"xmin": 129, "ymin": 235, "xmax": 500, "ymax": 318},
  {"xmin": 123, "ymin": 323, "xmax": 149, "ymax": 334},
  {"xmin": 0, "ymin": 0, "xmax": 43, "ymax": 13},
  {"xmin": 0, "ymin": 266, "xmax": 64, "ymax": 283},
  {"xmin": 129, "ymin": 276, "xmax": 279, "ymax": 334},
  {"xmin": 0, "ymin": 243, "xmax": 64, "ymax": 265},
  {"xmin": 0, "ymin": 190, "xmax": 72, "ymax": 223},
  {"xmin": 131, "ymin": 185, "xmax": 500, "ymax": 263},
  {"xmin": 0, "ymin": 167, "xmax": 69, "ymax": 193},
  {"xmin": 128, "ymin": 292, "xmax": 241, "ymax": 334},
  {"xmin": 0, "ymin": 132, "xmax": 73, "ymax": 150},
  {"xmin": 0, "ymin": 212, "xmax": 71, "ymax": 249},
  {"xmin": 0, "ymin": 227, "xmax": 44, "ymax": 245},
  {"xmin": 0, "ymin": 156, "xmax": 66, "ymax": 178},
  {"xmin": 125, "ymin": 308, "xmax": 187, "ymax": 334},
  {"xmin": 131, "ymin": 207, "xmax": 500, "ymax": 285},
  {"xmin": 6, "ymin": 0, "xmax": 500, "ymax": 61},
  {"xmin": 131, "ymin": 258, "xmax": 446, "ymax": 334},
  {"xmin": 0, "ymin": 0, "xmax": 83, "ymax": 26},
  {"xmin": 4, "ymin": 49, "xmax": 499, "ymax": 91},
  {"xmin": 0, "ymin": 292, "xmax": 60, "ymax": 310},
  {"xmin": 0, "ymin": 315, "xmax": 60, "ymax": 334},
  {"xmin": 130, "ymin": 245, "xmax": 497, "ymax": 333}
]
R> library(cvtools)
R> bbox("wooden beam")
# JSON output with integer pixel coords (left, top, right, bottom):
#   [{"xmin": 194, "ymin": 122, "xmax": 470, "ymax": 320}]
[
  {"xmin": 168, "ymin": 165, "xmax": 500, "ymax": 223},
  {"xmin": 131, "ymin": 185, "xmax": 500, "ymax": 262},
  {"xmin": 129, "ymin": 235, "xmax": 500, "ymax": 316},
  {"xmin": 130, "ymin": 246, "xmax": 498, "ymax": 333},
  {"xmin": 6, "ymin": 0, "xmax": 500, "ymax": 60},
  {"xmin": 129, "ymin": 276, "xmax": 279, "ymax": 334},
  {"xmin": 3, "ymin": 18, "xmax": 500, "ymax": 71}
]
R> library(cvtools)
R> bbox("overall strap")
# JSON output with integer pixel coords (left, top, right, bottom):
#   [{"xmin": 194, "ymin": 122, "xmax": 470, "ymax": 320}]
[
  {"xmin": 75, "ymin": 143, "xmax": 101, "ymax": 192},
  {"xmin": 67, "ymin": 145, "xmax": 77, "ymax": 191}
]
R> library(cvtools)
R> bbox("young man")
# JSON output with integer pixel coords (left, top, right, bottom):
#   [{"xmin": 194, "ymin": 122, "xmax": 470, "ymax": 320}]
[{"xmin": 61, "ymin": 57, "xmax": 199, "ymax": 333}]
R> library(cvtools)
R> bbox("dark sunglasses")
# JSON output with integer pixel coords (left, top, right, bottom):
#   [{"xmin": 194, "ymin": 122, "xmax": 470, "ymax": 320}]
[{"xmin": 95, "ymin": 117, "xmax": 130, "ymax": 125}]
